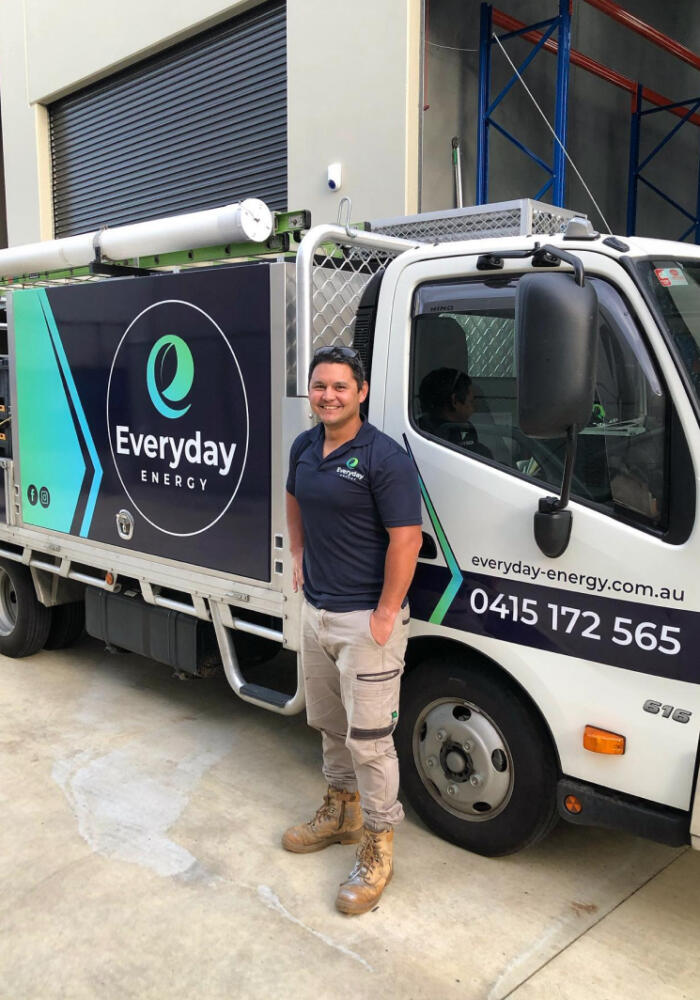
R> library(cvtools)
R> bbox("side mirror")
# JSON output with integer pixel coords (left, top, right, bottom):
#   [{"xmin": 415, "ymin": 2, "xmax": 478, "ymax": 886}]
[
  {"xmin": 517, "ymin": 272, "xmax": 598, "ymax": 438},
  {"xmin": 516, "ymin": 272, "xmax": 598, "ymax": 558}
]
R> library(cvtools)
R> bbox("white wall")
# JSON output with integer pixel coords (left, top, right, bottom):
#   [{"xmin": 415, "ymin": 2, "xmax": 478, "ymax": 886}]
[
  {"xmin": 287, "ymin": 0, "xmax": 421, "ymax": 225},
  {"xmin": 0, "ymin": 0, "xmax": 421, "ymax": 246}
]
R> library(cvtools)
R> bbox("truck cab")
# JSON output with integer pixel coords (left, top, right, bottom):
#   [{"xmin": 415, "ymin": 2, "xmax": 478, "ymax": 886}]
[{"xmin": 361, "ymin": 226, "xmax": 700, "ymax": 854}]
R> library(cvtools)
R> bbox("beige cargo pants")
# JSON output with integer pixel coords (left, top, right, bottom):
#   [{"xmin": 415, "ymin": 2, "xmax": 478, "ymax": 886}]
[{"xmin": 301, "ymin": 599, "xmax": 410, "ymax": 830}]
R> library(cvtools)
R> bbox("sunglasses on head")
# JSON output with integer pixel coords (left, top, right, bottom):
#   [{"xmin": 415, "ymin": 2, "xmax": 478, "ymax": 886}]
[
  {"xmin": 449, "ymin": 370, "xmax": 463, "ymax": 395},
  {"xmin": 312, "ymin": 345, "xmax": 359, "ymax": 361}
]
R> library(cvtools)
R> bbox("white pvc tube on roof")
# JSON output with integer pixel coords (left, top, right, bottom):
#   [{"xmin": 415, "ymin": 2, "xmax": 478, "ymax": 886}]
[
  {"xmin": 0, "ymin": 199, "xmax": 274, "ymax": 279},
  {"xmin": 99, "ymin": 199, "xmax": 273, "ymax": 260},
  {"xmin": 0, "ymin": 233, "xmax": 97, "ymax": 279}
]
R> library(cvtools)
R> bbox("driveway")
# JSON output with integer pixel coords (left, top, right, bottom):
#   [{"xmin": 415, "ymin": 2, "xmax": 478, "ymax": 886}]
[{"xmin": 1, "ymin": 639, "xmax": 697, "ymax": 999}]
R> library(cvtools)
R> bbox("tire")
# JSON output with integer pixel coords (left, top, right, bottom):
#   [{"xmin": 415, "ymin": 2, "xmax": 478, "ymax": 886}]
[
  {"xmin": 396, "ymin": 657, "xmax": 558, "ymax": 856},
  {"xmin": 0, "ymin": 559, "xmax": 52, "ymax": 658},
  {"xmin": 44, "ymin": 601, "xmax": 85, "ymax": 650}
]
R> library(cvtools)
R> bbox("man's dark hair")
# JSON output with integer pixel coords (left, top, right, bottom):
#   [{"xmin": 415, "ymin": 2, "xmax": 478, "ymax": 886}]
[
  {"xmin": 419, "ymin": 367, "xmax": 472, "ymax": 415},
  {"xmin": 308, "ymin": 345, "xmax": 366, "ymax": 390}
]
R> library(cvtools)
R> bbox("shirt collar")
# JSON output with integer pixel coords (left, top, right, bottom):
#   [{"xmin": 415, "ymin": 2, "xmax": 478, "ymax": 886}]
[{"xmin": 312, "ymin": 416, "xmax": 374, "ymax": 462}]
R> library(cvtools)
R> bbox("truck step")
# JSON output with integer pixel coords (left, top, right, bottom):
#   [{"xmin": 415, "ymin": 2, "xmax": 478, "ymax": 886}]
[{"xmin": 239, "ymin": 683, "xmax": 292, "ymax": 709}]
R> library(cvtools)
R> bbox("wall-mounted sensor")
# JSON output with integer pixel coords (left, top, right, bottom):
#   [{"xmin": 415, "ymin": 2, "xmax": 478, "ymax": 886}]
[{"xmin": 327, "ymin": 162, "xmax": 342, "ymax": 191}]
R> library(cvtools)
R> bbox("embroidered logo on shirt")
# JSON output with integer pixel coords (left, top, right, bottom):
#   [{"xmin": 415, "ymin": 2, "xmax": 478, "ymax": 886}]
[{"xmin": 335, "ymin": 461, "xmax": 364, "ymax": 482}]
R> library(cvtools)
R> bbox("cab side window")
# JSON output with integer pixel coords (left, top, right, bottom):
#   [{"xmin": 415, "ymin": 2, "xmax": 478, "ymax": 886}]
[{"xmin": 411, "ymin": 277, "xmax": 667, "ymax": 528}]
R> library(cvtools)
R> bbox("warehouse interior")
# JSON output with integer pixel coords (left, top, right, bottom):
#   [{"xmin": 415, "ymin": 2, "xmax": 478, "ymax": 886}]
[{"xmin": 423, "ymin": 0, "xmax": 700, "ymax": 241}]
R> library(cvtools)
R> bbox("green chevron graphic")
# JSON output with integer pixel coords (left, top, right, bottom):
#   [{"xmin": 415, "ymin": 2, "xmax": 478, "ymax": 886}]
[
  {"xmin": 13, "ymin": 289, "xmax": 101, "ymax": 535},
  {"xmin": 403, "ymin": 435, "xmax": 463, "ymax": 625}
]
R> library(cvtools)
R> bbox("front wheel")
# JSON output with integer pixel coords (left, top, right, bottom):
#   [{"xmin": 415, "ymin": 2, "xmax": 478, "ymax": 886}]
[
  {"xmin": 0, "ymin": 559, "xmax": 52, "ymax": 658},
  {"xmin": 396, "ymin": 657, "xmax": 558, "ymax": 856}
]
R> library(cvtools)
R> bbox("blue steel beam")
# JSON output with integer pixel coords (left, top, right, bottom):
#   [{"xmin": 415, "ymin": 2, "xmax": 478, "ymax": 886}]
[
  {"xmin": 498, "ymin": 16, "xmax": 563, "ymax": 44},
  {"xmin": 640, "ymin": 97, "xmax": 700, "ymax": 117},
  {"xmin": 476, "ymin": 2, "xmax": 570, "ymax": 208},
  {"xmin": 637, "ymin": 99, "xmax": 700, "ymax": 172},
  {"xmin": 626, "ymin": 83, "xmax": 642, "ymax": 236},
  {"xmin": 476, "ymin": 3, "xmax": 492, "ymax": 204},
  {"xmin": 628, "ymin": 83, "xmax": 700, "ymax": 242},
  {"xmin": 696, "ymin": 154, "xmax": 700, "ymax": 244},
  {"xmin": 487, "ymin": 21, "xmax": 558, "ymax": 116},
  {"xmin": 488, "ymin": 119, "xmax": 555, "ymax": 175},
  {"xmin": 553, "ymin": 0, "xmax": 571, "ymax": 206},
  {"xmin": 638, "ymin": 175, "xmax": 697, "ymax": 222}
]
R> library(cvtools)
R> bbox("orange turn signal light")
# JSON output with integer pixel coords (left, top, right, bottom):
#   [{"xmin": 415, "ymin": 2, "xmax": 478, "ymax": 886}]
[
  {"xmin": 105, "ymin": 571, "xmax": 115, "ymax": 586},
  {"xmin": 583, "ymin": 725, "xmax": 625, "ymax": 755}
]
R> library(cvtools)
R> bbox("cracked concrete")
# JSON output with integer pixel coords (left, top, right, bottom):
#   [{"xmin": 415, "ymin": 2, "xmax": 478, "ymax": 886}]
[{"xmin": 1, "ymin": 638, "xmax": 698, "ymax": 1000}]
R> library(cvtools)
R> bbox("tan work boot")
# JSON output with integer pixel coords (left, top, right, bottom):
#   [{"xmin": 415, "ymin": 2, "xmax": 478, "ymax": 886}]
[
  {"xmin": 335, "ymin": 826, "xmax": 394, "ymax": 915},
  {"xmin": 282, "ymin": 786, "xmax": 363, "ymax": 853}
]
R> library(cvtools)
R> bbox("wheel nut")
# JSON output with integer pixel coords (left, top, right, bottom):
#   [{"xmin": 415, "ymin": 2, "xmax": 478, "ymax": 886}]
[
  {"xmin": 436, "ymin": 729, "xmax": 447, "ymax": 742},
  {"xmin": 462, "ymin": 741, "xmax": 473, "ymax": 753},
  {"xmin": 469, "ymin": 774, "xmax": 482, "ymax": 788},
  {"xmin": 447, "ymin": 784, "xmax": 457, "ymax": 796},
  {"xmin": 426, "ymin": 756, "xmax": 437, "ymax": 769}
]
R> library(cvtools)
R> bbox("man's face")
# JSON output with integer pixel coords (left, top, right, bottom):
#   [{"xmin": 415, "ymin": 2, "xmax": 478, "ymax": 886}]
[
  {"xmin": 451, "ymin": 385, "xmax": 475, "ymax": 422},
  {"xmin": 308, "ymin": 362, "xmax": 368, "ymax": 430}
]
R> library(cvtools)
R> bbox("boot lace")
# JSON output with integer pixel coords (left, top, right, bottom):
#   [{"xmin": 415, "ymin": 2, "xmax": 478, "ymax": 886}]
[
  {"xmin": 310, "ymin": 792, "xmax": 338, "ymax": 829},
  {"xmin": 349, "ymin": 831, "xmax": 383, "ymax": 879}
]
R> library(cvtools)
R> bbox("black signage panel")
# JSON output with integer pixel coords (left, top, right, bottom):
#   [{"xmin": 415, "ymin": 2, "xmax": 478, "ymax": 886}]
[{"xmin": 34, "ymin": 265, "xmax": 271, "ymax": 579}]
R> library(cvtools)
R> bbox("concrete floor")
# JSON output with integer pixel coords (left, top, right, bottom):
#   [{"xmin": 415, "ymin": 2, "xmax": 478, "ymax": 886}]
[{"xmin": 1, "ymin": 637, "xmax": 699, "ymax": 1000}]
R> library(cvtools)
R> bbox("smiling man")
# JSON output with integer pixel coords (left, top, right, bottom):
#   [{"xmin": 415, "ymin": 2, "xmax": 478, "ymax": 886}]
[{"xmin": 284, "ymin": 344, "xmax": 423, "ymax": 915}]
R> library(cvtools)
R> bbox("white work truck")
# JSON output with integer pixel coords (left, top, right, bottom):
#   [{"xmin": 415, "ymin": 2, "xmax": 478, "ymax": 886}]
[{"xmin": 0, "ymin": 198, "xmax": 698, "ymax": 857}]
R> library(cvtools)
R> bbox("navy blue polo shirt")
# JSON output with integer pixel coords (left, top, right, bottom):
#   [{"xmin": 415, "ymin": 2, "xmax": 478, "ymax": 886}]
[{"xmin": 286, "ymin": 420, "xmax": 422, "ymax": 612}]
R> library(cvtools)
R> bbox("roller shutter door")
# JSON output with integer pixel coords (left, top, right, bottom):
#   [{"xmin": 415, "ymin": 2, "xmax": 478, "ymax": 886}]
[{"xmin": 49, "ymin": 0, "xmax": 286, "ymax": 238}]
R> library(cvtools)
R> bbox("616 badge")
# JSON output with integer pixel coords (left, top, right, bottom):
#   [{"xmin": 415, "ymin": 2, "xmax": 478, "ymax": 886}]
[{"xmin": 643, "ymin": 700, "xmax": 692, "ymax": 723}]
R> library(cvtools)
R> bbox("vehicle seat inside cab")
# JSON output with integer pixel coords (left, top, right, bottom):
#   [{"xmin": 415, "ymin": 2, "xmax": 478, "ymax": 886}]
[{"xmin": 412, "ymin": 314, "xmax": 512, "ymax": 465}]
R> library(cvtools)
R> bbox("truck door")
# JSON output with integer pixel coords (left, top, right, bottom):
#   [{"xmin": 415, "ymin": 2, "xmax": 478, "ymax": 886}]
[{"xmin": 377, "ymin": 252, "xmax": 700, "ymax": 856}]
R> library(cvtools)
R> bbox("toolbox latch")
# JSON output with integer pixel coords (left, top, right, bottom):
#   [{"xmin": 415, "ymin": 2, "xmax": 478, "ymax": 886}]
[{"xmin": 116, "ymin": 509, "xmax": 134, "ymax": 541}]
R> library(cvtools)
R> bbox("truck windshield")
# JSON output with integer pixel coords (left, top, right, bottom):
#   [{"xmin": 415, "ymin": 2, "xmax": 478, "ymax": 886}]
[{"xmin": 634, "ymin": 259, "xmax": 700, "ymax": 409}]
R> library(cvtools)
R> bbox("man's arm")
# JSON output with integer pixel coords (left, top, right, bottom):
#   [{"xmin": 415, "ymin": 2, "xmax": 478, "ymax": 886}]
[
  {"xmin": 371, "ymin": 524, "xmax": 423, "ymax": 645},
  {"xmin": 286, "ymin": 491, "xmax": 305, "ymax": 592}
]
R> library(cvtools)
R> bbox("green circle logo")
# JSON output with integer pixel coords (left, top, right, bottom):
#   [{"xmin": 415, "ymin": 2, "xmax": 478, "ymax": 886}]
[
  {"xmin": 146, "ymin": 335, "xmax": 194, "ymax": 419},
  {"xmin": 346, "ymin": 457, "xmax": 359, "ymax": 469}
]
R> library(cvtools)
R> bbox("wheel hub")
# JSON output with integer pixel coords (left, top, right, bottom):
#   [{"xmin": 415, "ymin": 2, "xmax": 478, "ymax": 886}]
[
  {"xmin": 414, "ymin": 699, "xmax": 513, "ymax": 821},
  {"xmin": 0, "ymin": 567, "xmax": 18, "ymax": 636},
  {"xmin": 442, "ymin": 743, "xmax": 472, "ymax": 781}
]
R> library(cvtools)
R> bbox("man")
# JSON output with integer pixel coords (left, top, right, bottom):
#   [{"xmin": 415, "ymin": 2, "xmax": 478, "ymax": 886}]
[
  {"xmin": 418, "ymin": 367, "xmax": 491, "ymax": 458},
  {"xmin": 284, "ymin": 344, "xmax": 423, "ymax": 916}
]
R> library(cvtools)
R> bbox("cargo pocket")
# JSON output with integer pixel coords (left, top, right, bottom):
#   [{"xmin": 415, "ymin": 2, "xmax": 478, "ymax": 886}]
[{"xmin": 348, "ymin": 666, "xmax": 403, "ymax": 741}]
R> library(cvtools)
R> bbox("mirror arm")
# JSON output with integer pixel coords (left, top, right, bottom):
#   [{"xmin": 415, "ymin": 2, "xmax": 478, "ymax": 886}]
[
  {"xmin": 537, "ymin": 245, "xmax": 585, "ymax": 286},
  {"xmin": 534, "ymin": 426, "xmax": 578, "ymax": 558},
  {"xmin": 555, "ymin": 425, "xmax": 578, "ymax": 510}
]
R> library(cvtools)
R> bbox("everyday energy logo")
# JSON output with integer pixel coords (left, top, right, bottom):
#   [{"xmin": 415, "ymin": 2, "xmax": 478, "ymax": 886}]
[
  {"xmin": 146, "ymin": 335, "xmax": 194, "ymax": 418},
  {"xmin": 107, "ymin": 299, "xmax": 249, "ymax": 537},
  {"xmin": 336, "ymin": 455, "xmax": 364, "ymax": 482}
]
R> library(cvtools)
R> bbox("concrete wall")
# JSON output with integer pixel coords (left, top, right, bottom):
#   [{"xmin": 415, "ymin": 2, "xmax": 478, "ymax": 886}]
[
  {"xmin": 423, "ymin": 0, "xmax": 700, "ymax": 240},
  {"xmin": 0, "ymin": 0, "xmax": 420, "ymax": 247}
]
